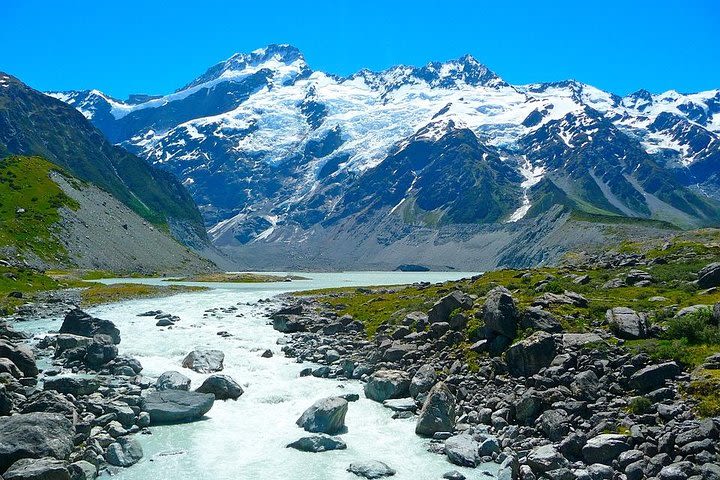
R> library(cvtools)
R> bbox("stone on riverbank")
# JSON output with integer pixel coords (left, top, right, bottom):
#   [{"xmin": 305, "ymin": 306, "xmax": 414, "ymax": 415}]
[
  {"xmin": 409, "ymin": 364, "xmax": 436, "ymax": 399},
  {"xmin": 105, "ymin": 437, "xmax": 143, "ymax": 467},
  {"xmin": 3, "ymin": 457, "xmax": 71, "ymax": 480},
  {"xmin": 415, "ymin": 381, "xmax": 456, "ymax": 437},
  {"xmin": 505, "ymin": 331, "xmax": 556, "ymax": 377},
  {"xmin": 444, "ymin": 434, "xmax": 479, "ymax": 467},
  {"xmin": 0, "ymin": 412, "xmax": 74, "ymax": 472},
  {"xmin": 296, "ymin": 397, "xmax": 348, "ymax": 434},
  {"xmin": 0, "ymin": 340, "xmax": 37, "ymax": 377},
  {"xmin": 364, "ymin": 370, "xmax": 410, "ymax": 402}
]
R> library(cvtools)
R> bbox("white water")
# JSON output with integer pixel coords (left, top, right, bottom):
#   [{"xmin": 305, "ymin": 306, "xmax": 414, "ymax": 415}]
[{"xmin": 20, "ymin": 272, "xmax": 498, "ymax": 480}]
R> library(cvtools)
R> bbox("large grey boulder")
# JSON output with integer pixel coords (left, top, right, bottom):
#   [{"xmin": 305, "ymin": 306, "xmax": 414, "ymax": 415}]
[
  {"xmin": 444, "ymin": 434, "xmax": 480, "ymax": 467},
  {"xmin": 526, "ymin": 445, "xmax": 568, "ymax": 473},
  {"xmin": 483, "ymin": 287, "xmax": 519, "ymax": 338},
  {"xmin": 606, "ymin": 307, "xmax": 648, "ymax": 339},
  {"xmin": 505, "ymin": 331, "xmax": 556, "ymax": 377},
  {"xmin": 582, "ymin": 434, "xmax": 630, "ymax": 465},
  {"xmin": 286, "ymin": 434, "xmax": 347, "ymax": 452},
  {"xmin": 347, "ymin": 461, "xmax": 396, "ymax": 478},
  {"xmin": 629, "ymin": 362, "xmax": 681, "ymax": 393},
  {"xmin": 409, "ymin": 364, "xmax": 436, "ymax": 399},
  {"xmin": 296, "ymin": 397, "xmax": 348, "ymax": 434},
  {"xmin": 364, "ymin": 370, "xmax": 410, "ymax": 402},
  {"xmin": 59, "ymin": 308, "xmax": 120, "ymax": 344},
  {"xmin": 181, "ymin": 349, "xmax": 224, "ymax": 373},
  {"xmin": 0, "ymin": 413, "xmax": 74, "ymax": 472},
  {"xmin": 428, "ymin": 291, "xmax": 472, "ymax": 324},
  {"xmin": 43, "ymin": 377, "xmax": 100, "ymax": 397},
  {"xmin": 67, "ymin": 461, "xmax": 97, "ymax": 480},
  {"xmin": 520, "ymin": 307, "xmax": 563, "ymax": 333},
  {"xmin": 155, "ymin": 371, "xmax": 191, "ymax": 391},
  {"xmin": 3, "ymin": 457, "xmax": 70, "ymax": 480},
  {"xmin": 0, "ymin": 358, "xmax": 22, "ymax": 378},
  {"xmin": 415, "ymin": 382, "xmax": 456, "ymax": 436},
  {"xmin": 698, "ymin": 262, "xmax": 720, "ymax": 288},
  {"xmin": 143, "ymin": 390, "xmax": 215, "ymax": 425},
  {"xmin": 196, "ymin": 374, "xmax": 244, "ymax": 400},
  {"xmin": 272, "ymin": 316, "xmax": 305, "ymax": 333},
  {"xmin": 0, "ymin": 341, "xmax": 37, "ymax": 377},
  {"xmin": 105, "ymin": 437, "xmax": 143, "ymax": 467}
]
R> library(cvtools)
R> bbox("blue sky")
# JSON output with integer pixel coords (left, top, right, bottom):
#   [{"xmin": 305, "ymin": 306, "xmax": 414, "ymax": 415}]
[{"xmin": 2, "ymin": 0, "xmax": 718, "ymax": 98}]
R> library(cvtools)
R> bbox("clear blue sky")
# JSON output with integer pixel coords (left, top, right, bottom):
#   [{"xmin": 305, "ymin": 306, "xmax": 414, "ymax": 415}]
[{"xmin": 2, "ymin": 0, "xmax": 718, "ymax": 99}]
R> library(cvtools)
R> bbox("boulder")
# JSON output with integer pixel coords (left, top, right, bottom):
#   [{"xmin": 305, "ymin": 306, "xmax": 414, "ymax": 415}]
[
  {"xmin": 68, "ymin": 461, "xmax": 97, "ymax": 480},
  {"xmin": 195, "ymin": 374, "xmax": 244, "ymax": 400},
  {"xmin": 43, "ymin": 377, "xmax": 100, "ymax": 396},
  {"xmin": 520, "ymin": 307, "xmax": 563, "ymax": 333},
  {"xmin": 364, "ymin": 370, "xmax": 410, "ymax": 402},
  {"xmin": 3, "ymin": 457, "xmax": 70, "ymax": 480},
  {"xmin": 296, "ymin": 397, "xmax": 348, "ymax": 434},
  {"xmin": 415, "ymin": 382, "xmax": 456, "ymax": 436},
  {"xmin": 286, "ymin": 434, "xmax": 347, "ymax": 452},
  {"xmin": 483, "ymin": 287, "xmax": 519, "ymax": 338},
  {"xmin": 272, "ymin": 316, "xmax": 305, "ymax": 333},
  {"xmin": 59, "ymin": 309, "xmax": 120, "ymax": 344},
  {"xmin": 526, "ymin": 445, "xmax": 568, "ymax": 473},
  {"xmin": 181, "ymin": 349, "xmax": 224, "ymax": 373},
  {"xmin": 409, "ymin": 364, "xmax": 436, "ymax": 399},
  {"xmin": 83, "ymin": 336, "xmax": 117, "ymax": 367},
  {"xmin": 698, "ymin": 262, "xmax": 720, "ymax": 288},
  {"xmin": 0, "ymin": 341, "xmax": 37, "ymax": 377},
  {"xmin": 0, "ymin": 413, "xmax": 74, "ymax": 472},
  {"xmin": 155, "ymin": 371, "xmax": 191, "ymax": 391},
  {"xmin": 505, "ymin": 331, "xmax": 556, "ymax": 377},
  {"xmin": 105, "ymin": 437, "xmax": 143, "ymax": 467},
  {"xmin": 539, "ymin": 409, "xmax": 570, "ymax": 441},
  {"xmin": 571, "ymin": 370, "xmax": 599, "ymax": 400},
  {"xmin": 20, "ymin": 391, "xmax": 76, "ymax": 417},
  {"xmin": 143, "ymin": 390, "xmax": 215, "ymax": 425},
  {"xmin": 582, "ymin": 434, "xmax": 630, "ymax": 465},
  {"xmin": 444, "ymin": 434, "xmax": 479, "ymax": 467},
  {"xmin": 347, "ymin": 461, "xmax": 396, "ymax": 479},
  {"xmin": 629, "ymin": 362, "xmax": 681, "ymax": 393},
  {"xmin": 428, "ymin": 291, "xmax": 472, "ymax": 324},
  {"xmin": 606, "ymin": 307, "xmax": 648, "ymax": 339},
  {"xmin": 0, "ymin": 358, "xmax": 22, "ymax": 379}
]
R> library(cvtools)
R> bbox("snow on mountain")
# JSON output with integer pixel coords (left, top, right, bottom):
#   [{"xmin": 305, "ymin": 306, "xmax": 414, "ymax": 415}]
[{"xmin": 49, "ymin": 45, "xmax": 720, "ymax": 242}]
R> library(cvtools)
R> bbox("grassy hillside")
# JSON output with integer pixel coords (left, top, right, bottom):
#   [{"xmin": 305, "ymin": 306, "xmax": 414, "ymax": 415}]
[
  {"xmin": 0, "ymin": 73, "xmax": 207, "ymax": 245},
  {"xmin": 0, "ymin": 155, "xmax": 78, "ymax": 260}
]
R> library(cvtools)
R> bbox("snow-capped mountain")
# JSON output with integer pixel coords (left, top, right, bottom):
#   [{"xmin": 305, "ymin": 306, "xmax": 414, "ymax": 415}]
[{"xmin": 49, "ymin": 44, "xmax": 720, "ymax": 269}]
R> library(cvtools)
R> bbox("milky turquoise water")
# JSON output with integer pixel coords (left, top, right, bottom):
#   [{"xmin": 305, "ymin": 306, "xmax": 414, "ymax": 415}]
[{"xmin": 19, "ymin": 272, "xmax": 498, "ymax": 480}]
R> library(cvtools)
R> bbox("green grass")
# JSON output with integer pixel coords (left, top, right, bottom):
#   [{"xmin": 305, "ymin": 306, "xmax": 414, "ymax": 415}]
[
  {"xmin": 80, "ymin": 283, "xmax": 207, "ymax": 307},
  {"xmin": 0, "ymin": 156, "xmax": 79, "ymax": 260},
  {"xmin": 0, "ymin": 264, "xmax": 74, "ymax": 315}
]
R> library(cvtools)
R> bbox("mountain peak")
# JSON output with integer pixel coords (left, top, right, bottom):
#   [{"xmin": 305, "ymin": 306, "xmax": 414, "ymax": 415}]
[{"xmin": 180, "ymin": 44, "xmax": 309, "ymax": 92}]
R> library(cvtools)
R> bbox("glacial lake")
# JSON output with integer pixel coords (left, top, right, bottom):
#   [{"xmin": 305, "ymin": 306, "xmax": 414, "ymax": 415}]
[{"xmin": 21, "ymin": 271, "xmax": 500, "ymax": 480}]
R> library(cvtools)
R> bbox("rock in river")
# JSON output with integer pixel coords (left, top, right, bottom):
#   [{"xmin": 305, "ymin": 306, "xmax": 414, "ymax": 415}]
[
  {"xmin": 181, "ymin": 349, "xmax": 224, "ymax": 373},
  {"xmin": 0, "ymin": 412, "xmax": 75, "ymax": 472},
  {"xmin": 347, "ymin": 461, "xmax": 396, "ymax": 478},
  {"xmin": 105, "ymin": 437, "xmax": 144, "ymax": 467},
  {"xmin": 415, "ymin": 381, "xmax": 456, "ymax": 437},
  {"xmin": 296, "ymin": 397, "xmax": 348, "ymax": 434},
  {"xmin": 195, "ymin": 374, "xmax": 244, "ymax": 400},
  {"xmin": 444, "ymin": 434, "xmax": 479, "ymax": 467},
  {"xmin": 59, "ymin": 308, "xmax": 120, "ymax": 344},
  {"xmin": 364, "ymin": 370, "xmax": 410, "ymax": 402},
  {"xmin": 155, "ymin": 371, "xmax": 191, "ymax": 391},
  {"xmin": 144, "ymin": 390, "xmax": 215, "ymax": 425},
  {"xmin": 286, "ymin": 434, "xmax": 347, "ymax": 452}
]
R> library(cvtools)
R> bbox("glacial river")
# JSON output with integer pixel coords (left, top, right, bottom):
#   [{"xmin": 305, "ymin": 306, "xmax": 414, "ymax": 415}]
[{"xmin": 22, "ymin": 272, "xmax": 498, "ymax": 480}]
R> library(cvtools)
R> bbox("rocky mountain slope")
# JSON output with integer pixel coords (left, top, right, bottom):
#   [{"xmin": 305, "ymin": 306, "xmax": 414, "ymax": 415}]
[
  {"xmin": 0, "ymin": 74, "xmax": 208, "ymax": 249},
  {"xmin": 50, "ymin": 45, "xmax": 720, "ymax": 269},
  {"xmin": 0, "ymin": 155, "xmax": 214, "ymax": 274}
]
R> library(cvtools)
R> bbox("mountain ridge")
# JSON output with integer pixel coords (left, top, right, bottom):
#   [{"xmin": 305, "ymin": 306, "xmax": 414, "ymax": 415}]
[{"xmin": 46, "ymin": 45, "xmax": 720, "ymax": 269}]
